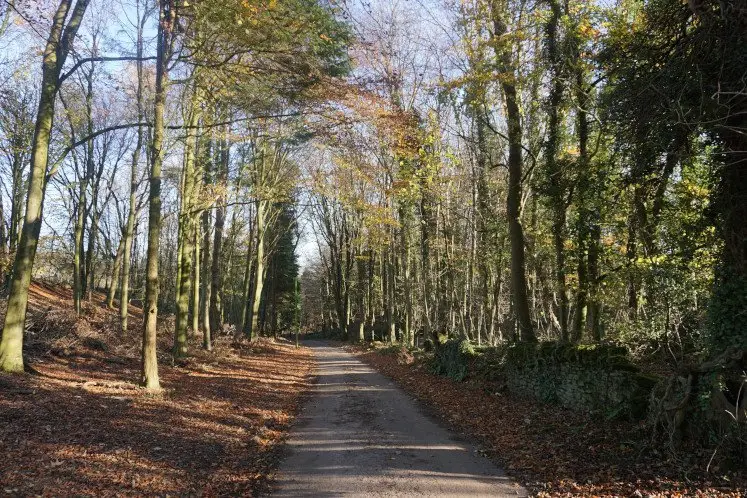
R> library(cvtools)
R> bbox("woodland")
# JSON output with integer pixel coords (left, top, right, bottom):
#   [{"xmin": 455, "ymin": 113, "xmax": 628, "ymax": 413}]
[{"xmin": 0, "ymin": 0, "xmax": 746, "ymax": 495}]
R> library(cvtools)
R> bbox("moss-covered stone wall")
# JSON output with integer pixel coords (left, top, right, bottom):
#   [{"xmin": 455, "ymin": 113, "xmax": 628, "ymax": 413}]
[
  {"xmin": 500, "ymin": 343, "xmax": 657, "ymax": 420},
  {"xmin": 427, "ymin": 340, "xmax": 657, "ymax": 420}
]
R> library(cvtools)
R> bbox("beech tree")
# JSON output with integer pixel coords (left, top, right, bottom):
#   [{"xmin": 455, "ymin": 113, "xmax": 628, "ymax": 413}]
[{"xmin": 0, "ymin": 0, "xmax": 91, "ymax": 373}]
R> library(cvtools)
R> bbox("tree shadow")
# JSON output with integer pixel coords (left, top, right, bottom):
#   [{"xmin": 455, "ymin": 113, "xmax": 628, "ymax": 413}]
[
  {"xmin": 272, "ymin": 342, "xmax": 525, "ymax": 496},
  {"xmin": 0, "ymin": 341, "xmax": 311, "ymax": 496}
]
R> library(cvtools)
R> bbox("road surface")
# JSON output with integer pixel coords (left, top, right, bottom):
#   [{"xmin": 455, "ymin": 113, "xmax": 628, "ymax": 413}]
[{"xmin": 272, "ymin": 342, "xmax": 526, "ymax": 497}]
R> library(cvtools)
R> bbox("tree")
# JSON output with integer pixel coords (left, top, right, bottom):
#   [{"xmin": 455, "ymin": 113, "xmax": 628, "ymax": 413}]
[
  {"xmin": 141, "ymin": 0, "xmax": 178, "ymax": 390},
  {"xmin": 173, "ymin": 82, "xmax": 202, "ymax": 358},
  {"xmin": 0, "ymin": 0, "xmax": 91, "ymax": 373},
  {"xmin": 490, "ymin": 0, "xmax": 535, "ymax": 342},
  {"xmin": 542, "ymin": 0, "xmax": 570, "ymax": 341},
  {"xmin": 602, "ymin": 0, "xmax": 747, "ymax": 351}
]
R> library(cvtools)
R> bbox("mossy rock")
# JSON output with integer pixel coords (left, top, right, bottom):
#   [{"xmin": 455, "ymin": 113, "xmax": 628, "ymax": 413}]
[
  {"xmin": 432, "ymin": 338, "xmax": 475, "ymax": 381},
  {"xmin": 470, "ymin": 347, "xmax": 507, "ymax": 381}
]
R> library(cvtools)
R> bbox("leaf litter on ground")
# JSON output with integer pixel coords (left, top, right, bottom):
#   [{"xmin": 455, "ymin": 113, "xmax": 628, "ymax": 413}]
[
  {"xmin": 0, "ymin": 283, "xmax": 314, "ymax": 497},
  {"xmin": 350, "ymin": 345, "xmax": 746, "ymax": 497}
]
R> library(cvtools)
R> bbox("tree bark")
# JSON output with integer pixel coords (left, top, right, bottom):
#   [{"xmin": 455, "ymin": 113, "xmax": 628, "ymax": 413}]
[
  {"xmin": 491, "ymin": 2, "xmax": 535, "ymax": 342},
  {"xmin": 141, "ymin": 0, "xmax": 174, "ymax": 390},
  {"xmin": 399, "ymin": 208, "xmax": 413, "ymax": 346},
  {"xmin": 356, "ymin": 255, "xmax": 366, "ymax": 342},
  {"xmin": 209, "ymin": 126, "xmax": 228, "ymax": 333},
  {"xmin": 545, "ymin": 0, "xmax": 570, "ymax": 341},
  {"xmin": 0, "ymin": 0, "xmax": 90, "ymax": 373},
  {"xmin": 201, "ymin": 208, "xmax": 212, "ymax": 346},
  {"xmin": 247, "ymin": 200, "xmax": 266, "ymax": 340},
  {"xmin": 238, "ymin": 230, "xmax": 254, "ymax": 336},
  {"xmin": 192, "ymin": 221, "xmax": 200, "ymax": 337},
  {"xmin": 73, "ymin": 192, "xmax": 85, "ymax": 315},
  {"xmin": 174, "ymin": 87, "xmax": 201, "ymax": 358}
]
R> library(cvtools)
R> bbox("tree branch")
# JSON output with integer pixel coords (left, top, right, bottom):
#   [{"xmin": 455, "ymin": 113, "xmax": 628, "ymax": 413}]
[{"xmin": 60, "ymin": 56, "xmax": 158, "ymax": 83}]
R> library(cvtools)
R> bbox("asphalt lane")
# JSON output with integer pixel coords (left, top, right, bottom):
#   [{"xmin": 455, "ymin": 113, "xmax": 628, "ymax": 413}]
[{"xmin": 272, "ymin": 341, "xmax": 526, "ymax": 497}]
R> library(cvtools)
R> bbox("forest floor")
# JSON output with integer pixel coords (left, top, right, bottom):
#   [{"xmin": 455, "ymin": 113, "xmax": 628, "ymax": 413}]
[
  {"xmin": 351, "ymin": 344, "xmax": 747, "ymax": 498},
  {"xmin": 0, "ymin": 283, "xmax": 314, "ymax": 497}
]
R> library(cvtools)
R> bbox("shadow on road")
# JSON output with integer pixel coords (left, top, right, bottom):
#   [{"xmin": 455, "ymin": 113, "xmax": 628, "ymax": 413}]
[{"xmin": 272, "ymin": 341, "xmax": 525, "ymax": 497}]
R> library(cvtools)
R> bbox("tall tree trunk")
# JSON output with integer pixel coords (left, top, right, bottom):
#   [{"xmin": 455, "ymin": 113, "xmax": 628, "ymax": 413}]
[
  {"xmin": 9, "ymin": 149, "xmax": 25, "ymax": 257},
  {"xmin": 367, "ymin": 249, "xmax": 376, "ymax": 341},
  {"xmin": 419, "ymin": 178, "xmax": 436, "ymax": 344},
  {"xmin": 192, "ymin": 221, "xmax": 200, "ymax": 336},
  {"xmin": 399, "ymin": 208, "xmax": 413, "ymax": 346},
  {"xmin": 0, "ymin": 190, "xmax": 6, "ymax": 259},
  {"xmin": 571, "ymin": 61, "xmax": 592, "ymax": 343},
  {"xmin": 268, "ymin": 260, "xmax": 278, "ymax": 338},
  {"xmin": 79, "ymin": 64, "xmax": 95, "ymax": 300},
  {"xmin": 85, "ymin": 200, "xmax": 100, "ymax": 299},
  {"xmin": 586, "ymin": 217, "xmax": 602, "ymax": 340},
  {"xmin": 473, "ymin": 96, "xmax": 494, "ymax": 345},
  {"xmin": 238, "ymin": 233, "xmax": 254, "ymax": 336},
  {"xmin": 85, "ymin": 133, "xmax": 106, "ymax": 302},
  {"xmin": 174, "ymin": 88, "xmax": 201, "ymax": 359},
  {"xmin": 384, "ymin": 246, "xmax": 396, "ymax": 343},
  {"xmin": 572, "ymin": 231, "xmax": 588, "ymax": 342},
  {"xmin": 209, "ymin": 126, "xmax": 228, "ymax": 332},
  {"xmin": 491, "ymin": 2, "xmax": 535, "ymax": 342},
  {"xmin": 0, "ymin": 0, "xmax": 90, "ymax": 373},
  {"xmin": 73, "ymin": 196, "xmax": 85, "ymax": 315},
  {"xmin": 357, "ymin": 255, "xmax": 366, "ymax": 342},
  {"xmin": 626, "ymin": 186, "xmax": 641, "ymax": 319},
  {"xmin": 141, "ymin": 0, "xmax": 174, "ymax": 390},
  {"xmin": 221, "ymin": 197, "xmax": 242, "ymax": 325},
  {"xmin": 201, "ymin": 209, "xmax": 212, "ymax": 345},
  {"xmin": 545, "ymin": 0, "xmax": 570, "ymax": 341},
  {"xmin": 467, "ymin": 176, "xmax": 477, "ymax": 340},
  {"xmin": 332, "ymin": 244, "xmax": 346, "ymax": 337},
  {"xmin": 247, "ymin": 200, "xmax": 266, "ymax": 340}
]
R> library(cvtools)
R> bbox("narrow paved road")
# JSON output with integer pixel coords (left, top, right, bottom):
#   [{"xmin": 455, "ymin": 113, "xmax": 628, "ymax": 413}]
[{"xmin": 272, "ymin": 342, "xmax": 526, "ymax": 497}]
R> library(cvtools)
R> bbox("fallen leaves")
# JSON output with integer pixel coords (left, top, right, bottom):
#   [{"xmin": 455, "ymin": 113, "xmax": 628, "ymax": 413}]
[
  {"xmin": 0, "ymin": 285, "xmax": 315, "ymax": 497},
  {"xmin": 353, "ymin": 346, "xmax": 746, "ymax": 497}
]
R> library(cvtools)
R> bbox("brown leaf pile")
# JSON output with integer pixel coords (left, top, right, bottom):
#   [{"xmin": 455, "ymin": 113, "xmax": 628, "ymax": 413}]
[
  {"xmin": 353, "ymin": 347, "xmax": 746, "ymax": 497},
  {"xmin": 0, "ymin": 284, "xmax": 314, "ymax": 497}
]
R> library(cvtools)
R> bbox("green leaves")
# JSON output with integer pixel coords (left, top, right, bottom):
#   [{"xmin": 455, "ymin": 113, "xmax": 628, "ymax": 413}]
[{"xmin": 186, "ymin": 0, "xmax": 351, "ymax": 110}]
